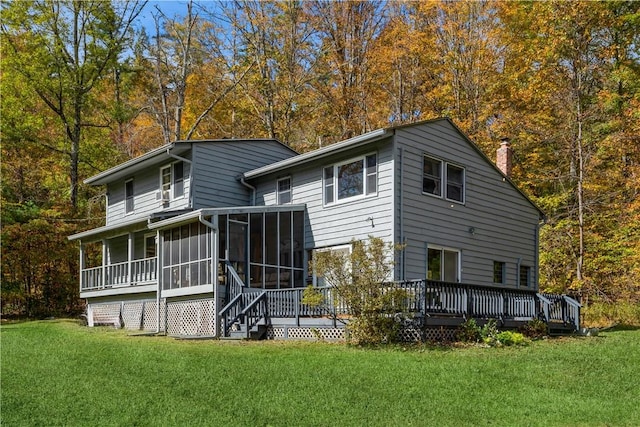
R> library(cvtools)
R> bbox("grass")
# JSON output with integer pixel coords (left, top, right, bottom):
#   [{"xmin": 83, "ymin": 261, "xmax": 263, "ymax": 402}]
[{"xmin": 2, "ymin": 320, "xmax": 639, "ymax": 426}]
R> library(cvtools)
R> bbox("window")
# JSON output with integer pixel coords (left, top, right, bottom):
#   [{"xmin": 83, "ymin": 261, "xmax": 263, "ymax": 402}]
[
  {"xmin": 160, "ymin": 162, "xmax": 185, "ymax": 204},
  {"xmin": 145, "ymin": 234, "xmax": 156, "ymax": 259},
  {"xmin": 323, "ymin": 153, "xmax": 377, "ymax": 205},
  {"xmin": 423, "ymin": 156, "xmax": 442, "ymax": 196},
  {"xmin": 446, "ymin": 164, "xmax": 464, "ymax": 202},
  {"xmin": 125, "ymin": 179, "xmax": 134, "ymax": 214},
  {"xmin": 519, "ymin": 265, "xmax": 530, "ymax": 287},
  {"xmin": 423, "ymin": 155, "xmax": 465, "ymax": 203},
  {"xmin": 493, "ymin": 261, "xmax": 505, "ymax": 284},
  {"xmin": 277, "ymin": 177, "xmax": 292, "ymax": 204},
  {"xmin": 173, "ymin": 162, "xmax": 184, "ymax": 198},
  {"xmin": 427, "ymin": 247, "xmax": 459, "ymax": 282}
]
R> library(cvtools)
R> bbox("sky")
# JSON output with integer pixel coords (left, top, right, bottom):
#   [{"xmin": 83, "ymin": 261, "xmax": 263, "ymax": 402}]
[{"xmin": 136, "ymin": 0, "xmax": 188, "ymax": 31}]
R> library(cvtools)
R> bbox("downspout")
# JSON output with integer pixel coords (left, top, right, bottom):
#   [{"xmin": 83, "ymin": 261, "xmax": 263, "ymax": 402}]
[
  {"xmin": 535, "ymin": 220, "xmax": 544, "ymax": 291},
  {"xmin": 399, "ymin": 146, "xmax": 405, "ymax": 281},
  {"xmin": 239, "ymin": 175, "xmax": 256, "ymax": 206},
  {"xmin": 198, "ymin": 213, "xmax": 220, "ymax": 337}
]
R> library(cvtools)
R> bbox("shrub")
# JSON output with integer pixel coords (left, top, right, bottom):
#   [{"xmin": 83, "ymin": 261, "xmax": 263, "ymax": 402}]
[
  {"xmin": 494, "ymin": 331, "xmax": 530, "ymax": 346},
  {"xmin": 311, "ymin": 236, "xmax": 407, "ymax": 345},
  {"xmin": 480, "ymin": 319, "xmax": 499, "ymax": 345},
  {"xmin": 456, "ymin": 318, "xmax": 482, "ymax": 342},
  {"xmin": 520, "ymin": 318, "xmax": 548, "ymax": 339}
]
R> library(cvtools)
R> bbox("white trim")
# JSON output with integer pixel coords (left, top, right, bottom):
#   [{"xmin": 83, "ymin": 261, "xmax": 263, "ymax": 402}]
[
  {"xmin": 422, "ymin": 154, "xmax": 466, "ymax": 205},
  {"xmin": 277, "ymin": 176, "xmax": 292, "ymax": 204},
  {"xmin": 426, "ymin": 245, "xmax": 461, "ymax": 283},
  {"xmin": 124, "ymin": 178, "xmax": 135, "ymax": 215},
  {"xmin": 323, "ymin": 152, "xmax": 378, "ymax": 207}
]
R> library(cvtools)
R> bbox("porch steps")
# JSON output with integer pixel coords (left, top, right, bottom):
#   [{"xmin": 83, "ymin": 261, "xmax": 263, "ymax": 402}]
[{"xmin": 221, "ymin": 323, "xmax": 268, "ymax": 340}]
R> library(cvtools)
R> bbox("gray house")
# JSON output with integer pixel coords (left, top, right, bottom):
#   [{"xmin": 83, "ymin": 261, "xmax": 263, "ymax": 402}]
[{"xmin": 69, "ymin": 118, "xmax": 579, "ymax": 339}]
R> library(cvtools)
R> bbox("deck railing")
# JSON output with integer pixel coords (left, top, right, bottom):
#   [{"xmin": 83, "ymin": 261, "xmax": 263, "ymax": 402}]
[
  {"xmin": 80, "ymin": 256, "xmax": 157, "ymax": 291},
  {"xmin": 539, "ymin": 293, "xmax": 581, "ymax": 331}
]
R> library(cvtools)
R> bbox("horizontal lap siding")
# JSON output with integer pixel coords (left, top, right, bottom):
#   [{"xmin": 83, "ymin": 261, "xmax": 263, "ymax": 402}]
[
  {"xmin": 107, "ymin": 160, "xmax": 191, "ymax": 226},
  {"xmin": 396, "ymin": 121, "xmax": 540, "ymax": 288},
  {"xmin": 254, "ymin": 138, "xmax": 396, "ymax": 251},
  {"xmin": 192, "ymin": 141, "xmax": 296, "ymax": 208}
]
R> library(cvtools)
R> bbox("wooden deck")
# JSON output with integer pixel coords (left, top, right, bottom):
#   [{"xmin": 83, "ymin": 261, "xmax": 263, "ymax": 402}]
[{"xmin": 220, "ymin": 269, "xmax": 581, "ymax": 339}]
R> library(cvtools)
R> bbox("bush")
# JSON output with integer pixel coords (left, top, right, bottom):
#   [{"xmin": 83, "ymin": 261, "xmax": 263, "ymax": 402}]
[
  {"xmin": 520, "ymin": 318, "xmax": 548, "ymax": 339},
  {"xmin": 312, "ymin": 236, "xmax": 407, "ymax": 345},
  {"xmin": 494, "ymin": 331, "xmax": 529, "ymax": 346},
  {"xmin": 456, "ymin": 318, "xmax": 482, "ymax": 342}
]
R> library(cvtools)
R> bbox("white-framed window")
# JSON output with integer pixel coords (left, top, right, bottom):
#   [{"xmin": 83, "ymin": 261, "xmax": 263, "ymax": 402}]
[
  {"xmin": 446, "ymin": 163, "xmax": 465, "ymax": 203},
  {"xmin": 277, "ymin": 177, "xmax": 292, "ymax": 204},
  {"xmin": 423, "ymin": 154, "xmax": 465, "ymax": 204},
  {"xmin": 427, "ymin": 246, "xmax": 460, "ymax": 283},
  {"xmin": 323, "ymin": 153, "xmax": 377, "ymax": 205},
  {"xmin": 493, "ymin": 261, "xmax": 506, "ymax": 284},
  {"xmin": 423, "ymin": 156, "xmax": 442, "ymax": 196},
  {"xmin": 160, "ymin": 161, "xmax": 185, "ymax": 204},
  {"xmin": 125, "ymin": 179, "xmax": 134, "ymax": 214}
]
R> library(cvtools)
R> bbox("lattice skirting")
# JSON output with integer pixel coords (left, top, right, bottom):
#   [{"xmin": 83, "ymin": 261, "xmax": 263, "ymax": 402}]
[
  {"xmin": 266, "ymin": 325, "xmax": 456, "ymax": 342},
  {"xmin": 267, "ymin": 326, "xmax": 345, "ymax": 340},
  {"xmin": 88, "ymin": 300, "xmax": 162, "ymax": 331},
  {"xmin": 165, "ymin": 298, "xmax": 215, "ymax": 337}
]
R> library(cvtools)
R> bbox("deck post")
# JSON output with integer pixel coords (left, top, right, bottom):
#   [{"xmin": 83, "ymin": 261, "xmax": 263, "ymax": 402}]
[
  {"xmin": 79, "ymin": 242, "xmax": 85, "ymax": 292},
  {"xmin": 101, "ymin": 239, "xmax": 107, "ymax": 288},
  {"xmin": 128, "ymin": 232, "xmax": 134, "ymax": 286},
  {"xmin": 465, "ymin": 284, "xmax": 472, "ymax": 317},
  {"xmin": 295, "ymin": 290, "xmax": 300, "ymax": 327}
]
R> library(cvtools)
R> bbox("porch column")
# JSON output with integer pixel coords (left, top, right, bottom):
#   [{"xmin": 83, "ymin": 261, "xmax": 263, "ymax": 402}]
[
  {"xmin": 79, "ymin": 241, "xmax": 85, "ymax": 292},
  {"xmin": 101, "ymin": 239, "xmax": 107, "ymax": 289},
  {"xmin": 156, "ymin": 230, "xmax": 163, "ymax": 334},
  {"xmin": 128, "ymin": 232, "xmax": 134, "ymax": 285}
]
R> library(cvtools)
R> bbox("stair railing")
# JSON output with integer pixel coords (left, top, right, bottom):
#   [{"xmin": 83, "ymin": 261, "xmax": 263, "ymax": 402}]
[
  {"xmin": 226, "ymin": 261, "xmax": 245, "ymax": 300},
  {"xmin": 563, "ymin": 295, "xmax": 581, "ymax": 331},
  {"xmin": 219, "ymin": 294, "xmax": 244, "ymax": 337},
  {"xmin": 241, "ymin": 292, "xmax": 267, "ymax": 339}
]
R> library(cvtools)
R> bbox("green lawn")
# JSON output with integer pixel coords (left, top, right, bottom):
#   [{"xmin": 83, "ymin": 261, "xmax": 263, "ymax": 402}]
[{"xmin": 2, "ymin": 320, "xmax": 639, "ymax": 426}]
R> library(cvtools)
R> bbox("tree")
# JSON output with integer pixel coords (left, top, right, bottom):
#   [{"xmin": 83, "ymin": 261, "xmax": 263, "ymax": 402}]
[
  {"xmin": 312, "ymin": 237, "xmax": 408, "ymax": 345},
  {"xmin": 1, "ymin": 0, "xmax": 145, "ymax": 209}
]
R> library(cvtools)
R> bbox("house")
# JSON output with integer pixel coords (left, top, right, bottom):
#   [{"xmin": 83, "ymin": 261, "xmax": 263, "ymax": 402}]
[{"xmin": 69, "ymin": 118, "xmax": 580, "ymax": 340}]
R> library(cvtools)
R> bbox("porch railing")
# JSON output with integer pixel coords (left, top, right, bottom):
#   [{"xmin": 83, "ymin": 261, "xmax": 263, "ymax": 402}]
[{"xmin": 80, "ymin": 256, "xmax": 158, "ymax": 291}]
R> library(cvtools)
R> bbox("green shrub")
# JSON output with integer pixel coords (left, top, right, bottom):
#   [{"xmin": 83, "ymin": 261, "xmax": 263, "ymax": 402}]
[
  {"xmin": 583, "ymin": 301, "xmax": 640, "ymax": 328},
  {"xmin": 480, "ymin": 319, "xmax": 499, "ymax": 345},
  {"xmin": 456, "ymin": 318, "xmax": 482, "ymax": 342},
  {"xmin": 495, "ymin": 330, "xmax": 530, "ymax": 346},
  {"xmin": 520, "ymin": 318, "xmax": 548, "ymax": 339}
]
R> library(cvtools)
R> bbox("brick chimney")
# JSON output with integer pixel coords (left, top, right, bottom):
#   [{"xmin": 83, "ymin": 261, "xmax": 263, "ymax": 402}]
[{"xmin": 496, "ymin": 138, "xmax": 513, "ymax": 178}]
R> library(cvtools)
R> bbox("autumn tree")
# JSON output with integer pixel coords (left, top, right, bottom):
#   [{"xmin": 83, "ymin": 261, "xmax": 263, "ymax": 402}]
[{"xmin": 1, "ymin": 0, "xmax": 145, "ymax": 209}]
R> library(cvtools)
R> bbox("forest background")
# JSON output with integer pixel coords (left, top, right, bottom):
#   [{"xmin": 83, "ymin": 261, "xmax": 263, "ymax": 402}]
[{"xmin": 1, "ymin": 0, "xmax": 639, "ymax": 322}]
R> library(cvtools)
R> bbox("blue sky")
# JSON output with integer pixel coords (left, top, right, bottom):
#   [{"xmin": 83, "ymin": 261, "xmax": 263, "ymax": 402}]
[{"xmin": 136, "ymin": 0, "xmax": 188, "ymax": 31}]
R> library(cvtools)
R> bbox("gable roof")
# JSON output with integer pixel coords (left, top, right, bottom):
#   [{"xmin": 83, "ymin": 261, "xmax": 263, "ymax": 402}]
[
  {"xmin": 243, "ymin": 117, "xmax": 544, "ymax": 218},
  {"xmin": 85, "ymin": 139, "xmax": 297, "ymax": 186}
]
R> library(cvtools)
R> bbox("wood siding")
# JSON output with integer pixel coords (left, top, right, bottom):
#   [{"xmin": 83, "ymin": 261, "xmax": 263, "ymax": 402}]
[
  {"xmin": 394, "ymin": 120, "xmax": 541, "ymax": 289},
  {"xmin": 106, "ymin": 155, "xmax": 192, "ymax": 226},
  {"xmin": 253, "ymin": 137, "xmax": 396, "ymax": 252},
  {"xmin": 192, "ymin": 141, "xmax": 296, "ymax": 209}
]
